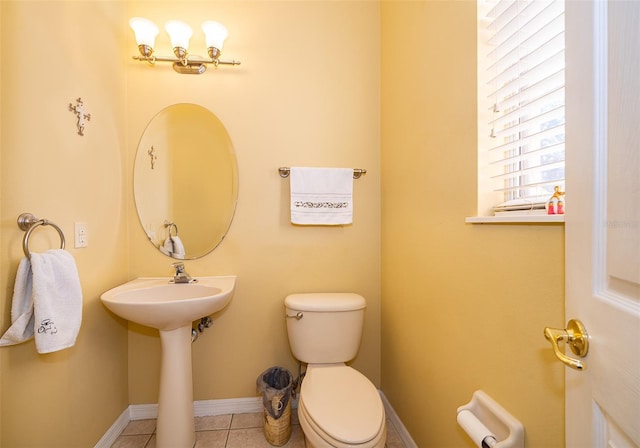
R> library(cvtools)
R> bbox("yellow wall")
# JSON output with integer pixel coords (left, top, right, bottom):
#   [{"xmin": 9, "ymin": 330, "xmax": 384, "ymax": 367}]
[
  {"xmin": 1, "ymin": 2, "xmax": 381, "ymax": 444},
  {"xmin": 124, "ymin": 1, "xmax": 382, "ymax": 404},
  {"xmin": 0, "ymin": 2, "xmax": 4, "ymax": 443},
  {"xmin": 0, "ymin": 1, "xmax": 129, "ymax": 446},
  {"xmin": 380, "ymin": 1, "xmax": 565, "ymax": 446}
]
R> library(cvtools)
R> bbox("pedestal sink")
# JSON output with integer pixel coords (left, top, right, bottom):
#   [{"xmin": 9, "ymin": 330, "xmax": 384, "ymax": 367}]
[{"xmin": 101, "ymin": 276, "xmax": 236, "ymax": 448}]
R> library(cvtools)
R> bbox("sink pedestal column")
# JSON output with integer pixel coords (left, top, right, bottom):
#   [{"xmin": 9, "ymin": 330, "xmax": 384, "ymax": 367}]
[{"xmin": 157, "ymin": 326, "xmax": 195, "ymax": 448}]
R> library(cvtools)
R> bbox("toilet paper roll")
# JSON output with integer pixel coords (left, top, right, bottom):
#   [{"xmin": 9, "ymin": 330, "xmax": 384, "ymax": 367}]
[{"xmin": 457, "ymin": 409, "xmax": 497, "ymax": 448}]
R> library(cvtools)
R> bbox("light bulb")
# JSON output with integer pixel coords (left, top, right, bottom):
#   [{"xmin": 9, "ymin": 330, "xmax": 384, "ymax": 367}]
[
  {"xmin": 165, "ymin": 20, "xmax": 193, "ymax": 51},
  {"xmin": 129, "ymin": 17, "xmax": 159, "ymax": 50},
  {"xmin": 201, "ymin": 21, "xmax": 228, "ymax": 53}
]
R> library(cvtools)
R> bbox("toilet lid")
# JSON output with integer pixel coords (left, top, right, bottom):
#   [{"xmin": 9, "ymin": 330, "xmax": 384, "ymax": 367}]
[
  {"xmin": 301, "ymin": 365, "xmax": 384, "ymax": 445},
  {"xmin": 285, "ymin": 293, "xmax": 366, "ymax": 312}
]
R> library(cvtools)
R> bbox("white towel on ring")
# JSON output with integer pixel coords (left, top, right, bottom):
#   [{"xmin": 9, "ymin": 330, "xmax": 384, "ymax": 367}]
[
  {"xmin": 0, "ymin": 258, "xmax": 35, "ymax": 347},
  {"xmin": 290, "ymin": 167, "xmax": 354, "ymax": 225},
  {"xmin": 30, "ymin": 250, "xmax": 82, "ymax": 353},
  {"xmin": 0, "ymin": 250, "xmax": 83, "ymax": 353}
]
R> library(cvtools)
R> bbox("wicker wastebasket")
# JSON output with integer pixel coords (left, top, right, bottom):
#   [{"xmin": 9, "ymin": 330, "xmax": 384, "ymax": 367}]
[{"xmin": 257, "ymin": 367, "xmax": 293, "ymax": 446}]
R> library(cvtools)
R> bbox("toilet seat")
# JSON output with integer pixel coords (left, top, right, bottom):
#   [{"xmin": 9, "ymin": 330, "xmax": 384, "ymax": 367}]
[{"xmin": 299, "ymin": 364, "xmax": 386, "ymax": 447}]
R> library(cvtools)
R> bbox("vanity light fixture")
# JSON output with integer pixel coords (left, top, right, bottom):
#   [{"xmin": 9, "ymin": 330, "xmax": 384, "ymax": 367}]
[{"xmin": 129, "ymin": 17, "xmax": 240, "ymax": 75}]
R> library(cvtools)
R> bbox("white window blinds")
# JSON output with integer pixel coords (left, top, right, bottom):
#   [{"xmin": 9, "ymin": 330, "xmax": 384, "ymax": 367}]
[{"xmin": 479, "ymin": 0, "xmax": 565, "ymax": 213}]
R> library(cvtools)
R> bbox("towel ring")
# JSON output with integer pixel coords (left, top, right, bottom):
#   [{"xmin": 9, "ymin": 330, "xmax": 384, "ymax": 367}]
[
  {"xmin": 17, "ymin": 213, "xmax": 66, "ymax": 259},
  {"xmin": 164, "ymin": 221, "xmax": 179, "ymax": 237}
]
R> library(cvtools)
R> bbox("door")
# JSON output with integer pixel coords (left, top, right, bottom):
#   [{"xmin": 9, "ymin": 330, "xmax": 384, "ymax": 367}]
[{"xmin": 565, "ymin": 1, "xmax": 640, "ymax": 447}]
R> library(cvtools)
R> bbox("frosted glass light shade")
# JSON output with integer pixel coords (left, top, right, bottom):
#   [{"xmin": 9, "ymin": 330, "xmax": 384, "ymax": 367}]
[
  {"xmin": 129, "ymin": 17, "xmax": 159, "ymax": 48},
  {"xmin": 165, "ymin": 20, "xmax": 193, "ymax": 50},
  {"xmin": 201, "ymin": 21, "xmax": 228, "ymax": 51}
]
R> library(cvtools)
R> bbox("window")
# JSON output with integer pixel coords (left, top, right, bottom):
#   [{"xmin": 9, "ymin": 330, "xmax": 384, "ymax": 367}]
[{"xmin": 475, "ymin": 0, "xmax": 565, "ymax": 219}]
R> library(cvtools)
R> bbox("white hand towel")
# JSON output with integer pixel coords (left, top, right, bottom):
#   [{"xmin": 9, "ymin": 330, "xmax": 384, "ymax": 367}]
[
  {"xmin": 290, "ymin": 167, "xmax": 354, "ymax": 225},
  {"xmin": 0, "ymin": 258, "xmax": 35, "ymax": 347},
  {"xmin": 30, "ymin": 250, "xmax": 83, "ymax": 354}
]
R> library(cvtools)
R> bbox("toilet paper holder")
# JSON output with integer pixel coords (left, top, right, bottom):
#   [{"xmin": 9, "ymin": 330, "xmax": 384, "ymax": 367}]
[{"xmin": 457, "ymin": 390, "xmax": 524, "ymax": 448}]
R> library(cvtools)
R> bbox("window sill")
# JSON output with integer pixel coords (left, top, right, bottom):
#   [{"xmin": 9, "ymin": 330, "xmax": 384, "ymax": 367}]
[{"xmin": 465, "ymin": 214, "xmax": 565, "ymax": 224}]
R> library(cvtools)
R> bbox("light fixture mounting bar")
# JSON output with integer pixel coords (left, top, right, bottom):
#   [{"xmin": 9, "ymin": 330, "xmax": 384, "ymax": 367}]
[
  {"xmin": 214, "ymin": 59, "xmax": 242, "ymax": 66},
  {"xmin": 132, "ymin": 55, "xmax": 241, "ymax": 66}
]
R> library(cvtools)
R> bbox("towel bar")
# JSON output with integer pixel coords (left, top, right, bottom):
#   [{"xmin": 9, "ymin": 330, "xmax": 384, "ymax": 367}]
[
  {"xmin": 17, "ymin": 213, "xmax": 66, "ymax": 259},
  {"xmin": 278, "ymin": 167, "xmax": 367, "ymax": 179}
]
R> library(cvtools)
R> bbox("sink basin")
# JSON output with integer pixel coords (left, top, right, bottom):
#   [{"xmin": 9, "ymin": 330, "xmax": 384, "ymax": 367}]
[
  {"xmin": 100, "ymin": 275, "xmax": 236, "ymax": 448},
  {"xmin": 100, "ymin": 276, "xmax": 235, "ymax": 331}
]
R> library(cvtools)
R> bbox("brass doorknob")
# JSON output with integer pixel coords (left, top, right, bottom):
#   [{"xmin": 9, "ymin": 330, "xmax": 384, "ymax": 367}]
[{"xmin": 544, "ymin": 319, "xmax": 589, "ymax": 370}]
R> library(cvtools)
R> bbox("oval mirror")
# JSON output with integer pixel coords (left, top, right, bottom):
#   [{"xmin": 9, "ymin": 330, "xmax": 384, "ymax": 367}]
[{"xmin": 133, "ymin": 103, "xmax": 238, "ymax": 259}]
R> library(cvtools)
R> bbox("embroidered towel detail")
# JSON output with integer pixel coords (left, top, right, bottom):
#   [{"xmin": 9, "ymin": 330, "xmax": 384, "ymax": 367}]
[
  {"xmin": 30, "ymin": 250, "xmax": 83, "ymax": 354},
  {"xmin": 290, "ymin": 167, "xmax": 354, "ymax": 225},
  {"xmin": 0, "ymin": 258, "xmax": 35, "ymax": 347}
]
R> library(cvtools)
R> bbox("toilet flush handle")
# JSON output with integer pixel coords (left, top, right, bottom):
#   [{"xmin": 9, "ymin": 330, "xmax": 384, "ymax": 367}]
[{"xmin": 286, "ymin": 312, "xmax": 303, "ymax": 320}]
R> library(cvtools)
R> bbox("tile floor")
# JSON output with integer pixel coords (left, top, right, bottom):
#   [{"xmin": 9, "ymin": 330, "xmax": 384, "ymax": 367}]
[{"xmin": 111, "ymin": 410, "xmax": 407, "ymax": 448}]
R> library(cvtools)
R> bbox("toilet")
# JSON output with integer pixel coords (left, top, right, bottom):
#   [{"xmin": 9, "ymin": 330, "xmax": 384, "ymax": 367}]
[{"xmin": 285, "ymin": 293, "xmax": 386, "ymax": 448}]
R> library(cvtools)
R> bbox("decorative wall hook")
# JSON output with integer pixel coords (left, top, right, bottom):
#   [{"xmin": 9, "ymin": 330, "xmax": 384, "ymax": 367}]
[
  {"xmin": 68, "ymin": 97, "xmax": 91, "ymax": 136},
  {"xmin": 148, "ymin": 146, "xmax": 158, "ymax": 169}
]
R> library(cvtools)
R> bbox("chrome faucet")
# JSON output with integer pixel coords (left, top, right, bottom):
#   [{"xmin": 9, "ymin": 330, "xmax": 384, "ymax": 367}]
[{"xmin": 171, "ymin": 262, "xmax": 195, "ymax": 283}]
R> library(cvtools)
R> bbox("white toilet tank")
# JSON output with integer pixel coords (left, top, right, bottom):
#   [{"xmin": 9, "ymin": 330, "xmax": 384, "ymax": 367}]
[{"xmin": 285, "ymin": 293, "xmax": 366, "ymax": 364}]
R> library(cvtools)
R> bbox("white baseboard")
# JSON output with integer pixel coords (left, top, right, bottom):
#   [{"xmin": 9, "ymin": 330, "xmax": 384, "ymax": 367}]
[
  {"xmin": 96, "ymin": 393, "xmax": 416, "ymax": 448},
  {"xmin": 193, "ymin": 396, "xmax": 264, "ymax": 416},
  {"xmin": 380, "ymin": 391, "xmax": 418, "ymax": 448},
  {"xmin": 94, "ymin": 407, "xmax": 131, "ymax": 448},
  {"xmin": 127, "ymin": 397, "xmax": 266, "ymax": 420},
  {"xmin": 128, "ymin": 403, "xmax": 158, "ymax": 420}
]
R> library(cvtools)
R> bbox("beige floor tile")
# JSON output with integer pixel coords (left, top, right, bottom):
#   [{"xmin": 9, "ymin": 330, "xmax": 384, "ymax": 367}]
[
  {"xmin": 195, "ymin": 414, "xmax": 233, "ymax": 431},
  {"xmin": 225, "ymin": 426, "xmax": 305, "ymax": 448},
  {"xmin": 225, "ymin": 427, "xmax": 271, "ymax": 448},
  {"xmin": 285, "ymin": 425, "xmax": 306, "ymax": 448},
  {"xmin": 385, "ymin": 419, "xmax": 404, "ymax": 448},
  {"xmin": 121, "ymin": 419, "xmax": 156, "ymax": 435},
  {"xmin": 230, "ymin": 412, "xmax": 263, "ymax": 429},
  {"xmin": 194, "ymin": 430, "xmax": 228, "ymax": 448},
  {"xmin": 233, "ymin": 425, "xmax": 305, "ymax": 448},
  {"xmin": 110, "ymin": 434, "xmax": 152, "ymax": 448},
  {"xmin": 112, "ymin": 411, "xmax": 404, "ymax": 448}
]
